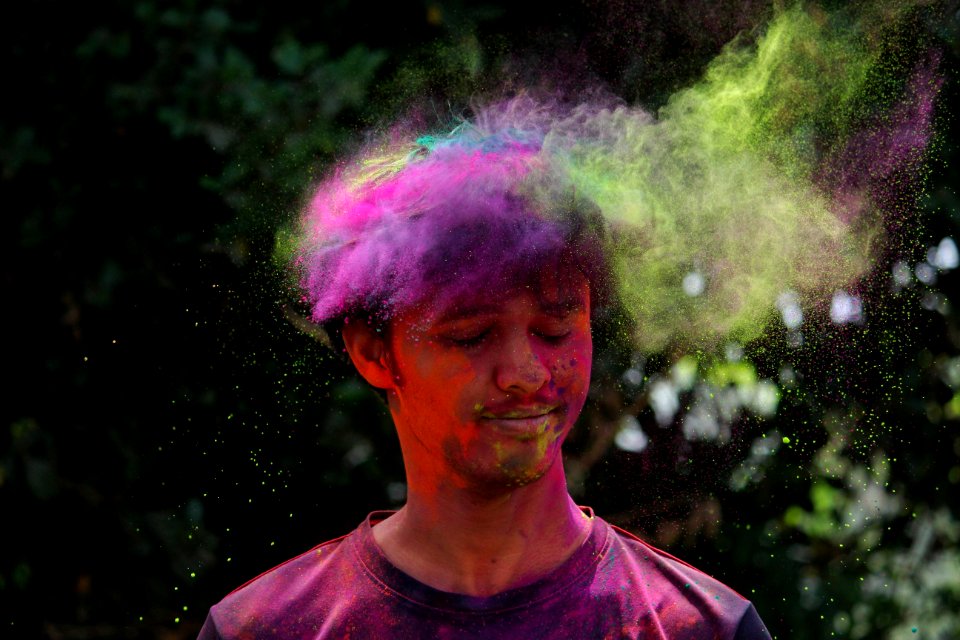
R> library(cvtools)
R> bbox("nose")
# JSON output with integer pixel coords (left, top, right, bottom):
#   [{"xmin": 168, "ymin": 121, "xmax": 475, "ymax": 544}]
[{"xmin": 495, "ymin": 335, "xmax": 550, "ymax": 394}]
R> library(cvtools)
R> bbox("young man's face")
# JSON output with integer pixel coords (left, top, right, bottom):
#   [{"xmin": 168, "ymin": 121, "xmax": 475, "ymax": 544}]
[{"xmin": 384, "ymin": 272, "xmax": 593, "ymax": 493}]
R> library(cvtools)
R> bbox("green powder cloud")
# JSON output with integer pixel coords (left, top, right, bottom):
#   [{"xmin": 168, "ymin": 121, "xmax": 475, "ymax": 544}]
[
  {"xmin": 540, "ymin": 2, "xmax": 938, "ymax": 351},
  {"xmin": 285, "ymin": 2, "xmax": 941, "ymax": 353}
]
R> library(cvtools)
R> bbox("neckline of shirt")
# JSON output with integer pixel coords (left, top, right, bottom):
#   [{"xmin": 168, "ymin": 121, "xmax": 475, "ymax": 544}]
[{"xmin": 352, "ymin": 507, "xmax": 610, "ymax": 615}]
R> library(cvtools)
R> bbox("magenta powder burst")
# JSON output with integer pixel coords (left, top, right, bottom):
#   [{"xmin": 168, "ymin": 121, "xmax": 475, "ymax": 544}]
[
  {"xmin": 290, "ymin": 3, "xmax": 942, "ymax": 352},
  {"xmin": 295, "ymin": 111, "xmax": 610, "ymax": 325}
]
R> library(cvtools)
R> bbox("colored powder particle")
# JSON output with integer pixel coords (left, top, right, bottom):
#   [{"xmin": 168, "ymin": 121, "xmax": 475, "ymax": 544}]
[
  {"xmin": 544, "ymin": 3, "xmax": 939, "ymax": 351},
  {"xmin": 286, "ymin": 2, "xmax": 940, "ymax": 354}
]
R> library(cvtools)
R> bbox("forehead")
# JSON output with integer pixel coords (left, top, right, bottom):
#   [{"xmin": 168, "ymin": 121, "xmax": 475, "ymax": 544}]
[{"xmin": 404, "ymin": 270, "xmax": 591, "ymax": 327}]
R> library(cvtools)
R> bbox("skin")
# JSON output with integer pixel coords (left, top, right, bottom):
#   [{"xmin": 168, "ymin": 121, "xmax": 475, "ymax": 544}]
[{"xmin": 342, "ymin": 272, "xmax": 595, "ymax": 597}]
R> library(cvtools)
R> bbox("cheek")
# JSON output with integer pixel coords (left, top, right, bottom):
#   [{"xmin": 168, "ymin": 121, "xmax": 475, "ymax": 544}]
[
  {"xmin": 549, "ymin": 336, "xmax": 593, "ymax": 401},
  {"xmin": 409, "ymin": 346, "xmax": 479, "ymax": 413}
]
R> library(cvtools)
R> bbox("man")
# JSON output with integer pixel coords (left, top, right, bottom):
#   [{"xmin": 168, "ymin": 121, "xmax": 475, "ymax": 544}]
[{"xmin": 199, "ymin": 102, "xmax": 772, "ymax": 639}]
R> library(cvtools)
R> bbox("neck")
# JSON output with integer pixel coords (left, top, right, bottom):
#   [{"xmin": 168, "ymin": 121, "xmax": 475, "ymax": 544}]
[{"xmin": 372, "ymin": 461, "xmax": 592, "ymax": 597}]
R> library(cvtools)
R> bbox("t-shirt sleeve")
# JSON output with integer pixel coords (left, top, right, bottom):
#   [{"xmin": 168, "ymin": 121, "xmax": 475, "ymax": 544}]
[
  {"xmin": 196, "ymin": 612, "xmax": 222, "ymax": 640},
  {"xmin": 733, "ymin": 603, "xmax": 772, "ymax": 640}
]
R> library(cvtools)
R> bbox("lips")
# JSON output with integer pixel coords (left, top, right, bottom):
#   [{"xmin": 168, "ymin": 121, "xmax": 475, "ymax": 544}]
[
  {"xmin": 478, "ymin": 404, "xmax": 559, "ymax": 420},
  {"xmin": 477, "ymin": 405, "xmax": 561, "ymax": 440}
]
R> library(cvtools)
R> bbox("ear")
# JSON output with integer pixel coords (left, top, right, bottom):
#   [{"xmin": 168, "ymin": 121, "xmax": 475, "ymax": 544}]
[{"xmin": 341, "ymin": 319, "xmax": 396, "ymax": 390}]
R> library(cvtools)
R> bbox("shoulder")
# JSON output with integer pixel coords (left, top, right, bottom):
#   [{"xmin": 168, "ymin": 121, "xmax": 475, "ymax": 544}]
[
  {"xmin": 592, "ymin": 518, "xmax": 771, "ymax": 639},
  {"xmin": 200, "ymin": 531, "xmax": 358, "ymax": 639},
  {"xmin": 605, "ymin": 521, "xmax": 748, "ymax": 598}
]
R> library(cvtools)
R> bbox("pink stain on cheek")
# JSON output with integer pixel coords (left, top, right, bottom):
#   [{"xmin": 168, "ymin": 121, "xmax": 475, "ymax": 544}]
[{"xmin": 545, "ymin": 338, "xmax": 592, "ymax": 433}]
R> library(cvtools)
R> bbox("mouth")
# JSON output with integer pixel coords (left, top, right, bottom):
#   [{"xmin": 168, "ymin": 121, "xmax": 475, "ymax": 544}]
[
  {"xmin": 479, "ymin": 405, "xmax": 559, "ymax": 420},
  {"xmin": 477, "ymin": 405, "xmax": 561, "ymax": 440}
]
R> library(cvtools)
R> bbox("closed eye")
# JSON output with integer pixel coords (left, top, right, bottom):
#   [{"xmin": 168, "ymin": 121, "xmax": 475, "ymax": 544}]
[
  {"xmin": 445, "ymin": 329, "xmax": 490, "ymax": 347},
  {"xmin": 533, "ymin": 329, "xmax": 571, "ymax": 343}
]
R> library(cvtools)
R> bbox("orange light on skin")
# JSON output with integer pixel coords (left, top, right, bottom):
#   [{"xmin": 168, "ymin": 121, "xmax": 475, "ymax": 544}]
[
  {"xmin": 343, "ymin": 272, "xmax": 593, "ymax": 505},
  {"xmin": 387, "ymin": 276, "xmax": 591, "ymax": 499}
]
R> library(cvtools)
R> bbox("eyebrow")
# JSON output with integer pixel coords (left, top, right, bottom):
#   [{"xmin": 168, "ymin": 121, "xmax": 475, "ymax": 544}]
[
  {"xmin": 538, "ymin": 297, "xmax": 586, "ymax": 317},
  {"xmin": 433, "ymin": 296, "xmax": 586, "ymax": 324},
  {"xmin": 434, "ymin": 303, "xmax": 502, "ymax": 324}
]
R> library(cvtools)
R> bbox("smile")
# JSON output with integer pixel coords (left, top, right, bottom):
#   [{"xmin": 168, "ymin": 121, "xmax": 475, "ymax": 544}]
[
  {"xmin": 479, "ymin": 405, "xmax": 558, "ymax": 419},
  {"xmin": 478, "ymin": 406, "xmax": 561, "ymax": 440}
]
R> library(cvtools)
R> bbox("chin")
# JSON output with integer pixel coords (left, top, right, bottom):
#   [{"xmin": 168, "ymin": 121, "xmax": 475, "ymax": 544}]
[{"xmin": 457, "ymin": 446, "xmax": 561, "ymax": 493}]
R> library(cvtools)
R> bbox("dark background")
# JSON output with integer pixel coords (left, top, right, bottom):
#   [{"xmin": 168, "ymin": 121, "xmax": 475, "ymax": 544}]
[{"xmin": 4, "ymin": 1, "xmax": 959, "ymax": 638}]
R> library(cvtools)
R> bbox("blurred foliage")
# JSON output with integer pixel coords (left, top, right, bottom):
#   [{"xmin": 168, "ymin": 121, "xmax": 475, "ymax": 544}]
[{"xmin": 3, "ymin": 0, "xmax": 960, "ymax": 638}]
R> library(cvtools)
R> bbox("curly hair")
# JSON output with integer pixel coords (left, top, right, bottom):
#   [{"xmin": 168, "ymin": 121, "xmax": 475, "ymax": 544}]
[{"xmin": 293, "ymin": 101, "xmax": 612, "ymax": 333}]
